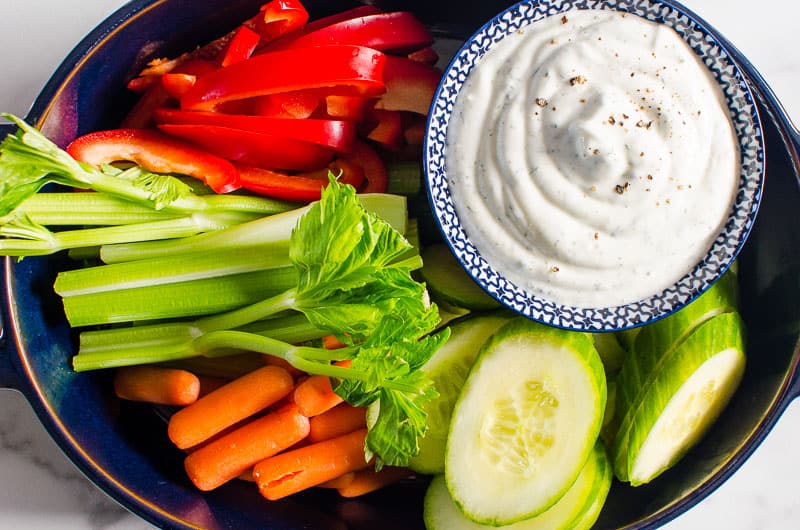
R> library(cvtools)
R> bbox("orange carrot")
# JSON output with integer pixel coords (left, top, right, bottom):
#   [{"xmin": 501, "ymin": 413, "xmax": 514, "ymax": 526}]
[
  {"xmin": 114, "ymin": 366, "xmax": 199, "ymax": 406},
  {"xmin": 317, "ymin": 472, "xmax": 356, "ymax": 489},
  {"xmin": 253, "ymin": 428, "xmax": 371, "ymax": 500},
  {"xmin": 308, "ymin": 404, "xmax": 367, "ymax": 443},
  {"xmin": 184, "ymin": 404, "xmax": 310, "ymax": 491},
  {"xmin": 322, "ymin": 334, "xmax": 347, "ymax": 350},
  {"xmin": 168, "ymin": 365, "xmax": 294, "ymax": 449},
  {"xmin": 293, "ymin": 375, "xmax": 344, "ymax": 417},
  {"xmin": 337, "ymin": 466, "xmax": 413, "ymax": 498}
]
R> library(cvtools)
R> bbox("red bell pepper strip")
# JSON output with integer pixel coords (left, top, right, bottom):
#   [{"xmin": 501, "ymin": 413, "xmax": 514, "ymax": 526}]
[
  {"xmin": 254, "ymin": 91, "xmax": 320, "ymax": 119},
  {"xmin": 324, "ymin": 95, "xmax": 370, "ymax": 121},
  {"xmin": 341, "ymin": 140, "xmax": 387, "ymax": 193},
  {"xmin": 301, "ymin": 5, "xmax": 382, "ymax": 33},
  {"xmin": 153, "ymin": 108, "xmax": 355, "ymax": 152},
  {"xmin": 158, "ymin": 123, "xmax": 334, "ymax": 171},
  {"xmin": 221, "ymin": 25, "xmax": 261, "ymax": 67},
  {"xmin": 238, "ymin": 158, "xmax": 364, "ymax": 202},
  {"xmin": 181, "ymin": 45, "xmax": 386, "ymax": 112},
  {"xmin": 403, "ymin": 114, "xmax": 427, "ymax": 146},
  {"xmin": 407, "ymin": 46, "xmax": 439, "ymax": 66},
  {"xmin": 161, "ymin": 73, "xmax": 198, "ymax": 99},
  {"xmin": 122, "ymin": 59, "xmax": 218, "ymax": 128},
  {"xmin": 364, "ymin": 109, "xmax": 404, "ymax": 151},
  {"xmin": 66, "ymin": 129, "xmax": 240, "ymax": 194},
  {"xmin": 255, "ymin": 0, "xmax": 310, "ymax": 42},
  {"xmin": 265, "ymin": 12, "xmax": 433, "ymax": 54},
  {"xmin": 373, "ymin": 55, "xmax": 441, "ymax": 115}
]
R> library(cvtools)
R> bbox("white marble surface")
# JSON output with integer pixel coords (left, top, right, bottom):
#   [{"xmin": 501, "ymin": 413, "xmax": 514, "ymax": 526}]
[{"xmin": 0, "ymin": 1, "xmax": 799, "ymax": 528}]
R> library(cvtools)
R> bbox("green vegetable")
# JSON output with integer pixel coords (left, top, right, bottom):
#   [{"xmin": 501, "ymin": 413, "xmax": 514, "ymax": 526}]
[
  {"xmin": 406, "ymin": 313, "xmax": 511, "ymax": 474},
  {"xmin": 445, "ymin": 318, "xmax": 606, "ymax": 525},
  {"xmin": 424, "ymin": 442, "xmax": 612, "ymax": 530},
  {"xmin": 616, "ymin": 312, "xmax": 746, "ymax": 485},
  {"xmin": 612, "ymin": 272, "xmax": 739, "ymax": 480},
  {"xmin": 70, "ymin": 178, "xmax": 445, "ymax": 468}
]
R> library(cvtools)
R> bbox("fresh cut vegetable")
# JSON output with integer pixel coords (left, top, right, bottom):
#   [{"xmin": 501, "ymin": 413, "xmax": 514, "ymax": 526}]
[
  {"xmin": 425, "ymin": 442, "xmax": 611, "ymax": 530},
  {"xmin": 614, "ymin": 311, "xmax": 746, "ymax": 485},
  {"xmin": 405, "ymin": 312, "xmax": 511, "ymax": 474},
  {"xmin": 445, "ymin": 318, "xmax": 606, "ymax": 525},
  {"xmin": 612, "ymin": 272, "xmax": 739, "ymax": 480}
]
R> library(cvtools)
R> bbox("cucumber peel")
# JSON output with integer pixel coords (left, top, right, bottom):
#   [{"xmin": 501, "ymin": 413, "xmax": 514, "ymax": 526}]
[
  {"xmin": 409, "ymin": 313, "xmax": 512, "ymax": 474},
  {"xmin": 624, "ymin": 312, "xmax": 746, "ymax": 485},
  {"xmin": 612, "ymin": 272, "xmax": 739, "ymax": 479},
  {"xmin": 425, "ymin": 442, "xmax": 612, "ymax": 530},
  {"xmin": 445, "ymin": 318, "xmax": 606, "ymax": 525}
]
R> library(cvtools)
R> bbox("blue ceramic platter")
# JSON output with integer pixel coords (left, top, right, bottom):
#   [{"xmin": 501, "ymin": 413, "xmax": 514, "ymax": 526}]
[{"xmin": 424, "ymin": 0, "xmax": 765, "ymax": 332}]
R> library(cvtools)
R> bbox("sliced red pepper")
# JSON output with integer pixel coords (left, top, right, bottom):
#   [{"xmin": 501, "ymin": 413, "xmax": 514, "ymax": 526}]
[
  {"xmin": 126, "ymin": 75, "xmax": 160, "ymax": 92},
  {"xmin": 153, "ymin": 108, "xmax": 355, "ymax": 152},
  {"xmin": 373, "ymin": 55, "xmax": 441, "ymax": 115},
  {"xmin": 254, "ymin": 91, "xmax": 320, "ymax": 118},
  {"xmin": 161, "ymin": 73, "xmax": 198, "ymax": 99},
  {"xmin": 324, "ymin": 95, "xmax": 370, "ymax": 121},
  {"xmin": 403, "ymin": 114, "xmax": 427, "ymax": 146},
  {"xmin": 341, "ymin": 140, "xmax": 387, "ymax": 193},
  {"xmin": 238, "ymin": 158, "xmax": 364, "ymax": 202},
  {"xmin": 123, "ymin": 59, "xmax": 218, "ymax": 128},
  {"xmin": 301, "ymin": 5, "xmax": 382, "ymax": 33},
  {"xmin": 66, "ymin": 129, "xmax": 240, "ymax": 194},
  {"xmin": 181, "ymin": 45, "xmax": 386, "ymax": 111},
  {"xmin": 221, "ymin": 25, "xmax": 261, "ymax": 67},
  {"xmin": 364, "ymin": 109, "xmax": 404, "ymax": 151},
  {"xmin": 407, "ymin": 46, "xmax": 439, "ymax": 66},
  {"xmin": 265, "ymin": 12, "xmax": 433, "ymax": 54},
  {"xmin": 158, "ymin": 123, "xmax": 334, "ymax": 171},
  {"xmin": 255, "ymin": 0, "xmax": 310, "ymax": 42}
]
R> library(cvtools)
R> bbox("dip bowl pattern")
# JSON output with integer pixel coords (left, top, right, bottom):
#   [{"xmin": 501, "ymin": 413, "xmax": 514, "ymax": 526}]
[{"xmin": 424, "ymin": 0, "xmax": 764, "ymax": 332}]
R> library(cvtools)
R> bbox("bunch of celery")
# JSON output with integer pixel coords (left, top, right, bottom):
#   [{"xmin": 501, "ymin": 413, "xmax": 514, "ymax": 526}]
[{"xmin": 0, "ymin": 116, "xmax": 444, "ymax": 467}]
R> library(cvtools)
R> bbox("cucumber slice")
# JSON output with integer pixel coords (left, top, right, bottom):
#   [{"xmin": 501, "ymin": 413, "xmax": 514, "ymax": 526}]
[
  {"xmin": 593, "ymin": 332, "xmax": 627, "ymax": 374},
  {"xmin": 621, "ymin": 312, "xmax": 746, "ymax": 485},
  {"xmin": 612, "ymin": 272, "xmax": 738, "ymax": 479},
  {"xmin": 425, "ymin": 443, "xmax": 611, "ymax": 530},
  {"xmin": 411, "ymin": 313, "xmax": 512, "ymax": 474},
  {"xmin": 445, "ymin": 318, "xmax": 606, "ymax": 525},
  {"xmin": 420, "ymin": 244, "xmax": 501, "ymax": 310}
]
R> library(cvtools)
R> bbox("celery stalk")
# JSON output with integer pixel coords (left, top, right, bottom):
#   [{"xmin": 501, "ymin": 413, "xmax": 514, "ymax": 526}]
[{"xmin": 99, "ymin": 193, "xmax": 407, "ymax": 263}]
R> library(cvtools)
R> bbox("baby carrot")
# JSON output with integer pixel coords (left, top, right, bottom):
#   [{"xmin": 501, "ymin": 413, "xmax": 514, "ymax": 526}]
[
  {"xmin": 184, "ymin": 404, "xmax": 310, "ymax": 491},
  {"xmin": 293, "ymin": 375, "xmax": 344, "ymax": 417},
  {"xmin": 168, "ymin": 365, "xmax": 294, "ymax": 449},
  {"xmin": 254, "ymin": 428, "xmax": 371, "ymax": 500},
  {"xmin": 337, "ymin": 466, "xmax": 413, "ymax": 498},
  {"xmin": 114, "ymin": 366, "xmax": 200, "ymax": 406},
  {"xmin": 318, "ymin": 472, "xmax": 356, "ymax": 489},
  {"xmin": 308, "ymin": 404, "xmax": 367, "ymax": 443}
]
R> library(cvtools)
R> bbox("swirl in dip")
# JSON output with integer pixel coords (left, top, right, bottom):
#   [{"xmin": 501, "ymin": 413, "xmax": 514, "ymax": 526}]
[{"xmin": 445, "ymin": 10, "xmax": 739, "ymax": 308}]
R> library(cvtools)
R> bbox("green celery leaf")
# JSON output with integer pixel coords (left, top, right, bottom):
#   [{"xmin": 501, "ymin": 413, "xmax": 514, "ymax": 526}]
[{"xmin": 290, "ymin": 177, "xmax": 412, "ymax": 301}]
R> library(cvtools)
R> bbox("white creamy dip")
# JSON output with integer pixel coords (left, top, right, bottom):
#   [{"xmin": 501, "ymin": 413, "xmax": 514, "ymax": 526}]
[{"xmin": 445, "ymin": 9, "xmax": 739, "ymax": 308}]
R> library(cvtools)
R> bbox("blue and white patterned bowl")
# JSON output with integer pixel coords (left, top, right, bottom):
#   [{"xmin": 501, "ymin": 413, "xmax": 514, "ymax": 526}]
[{"xmin": 424, "ymin": 0, "xmax": 764, "ymax": 332}]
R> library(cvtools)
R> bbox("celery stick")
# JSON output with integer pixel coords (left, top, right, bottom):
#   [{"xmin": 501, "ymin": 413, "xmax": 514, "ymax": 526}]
[
  {"xmin": 0, "ymin": 213, "xmax": 252, "ymax": 257},
  {"xmin": 62, "ymin": 267, "xmax": 298, "ymax": 326},
  {"xmin": 17, "ymin": 193, "xmax": 182, "ymax": 225},
  {"xmin": 99, "ymin": 193, "xmax": 407, "ymax": 263},
  {"xmin": 55, "ymin": 246, "xmax": 292, "ymax": 296},
  {"xmin": 159, "ymin": 353, "xmax": 268, "ymax": 380}
]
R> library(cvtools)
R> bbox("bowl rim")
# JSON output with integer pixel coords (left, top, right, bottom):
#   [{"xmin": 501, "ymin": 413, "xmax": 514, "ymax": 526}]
[{"xmin": 423, "ymin": 0, "xmax": 765, "ymax": 333}]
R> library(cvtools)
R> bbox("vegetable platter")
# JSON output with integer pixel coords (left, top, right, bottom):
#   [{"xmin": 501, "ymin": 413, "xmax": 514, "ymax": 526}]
[{"xmin": 0, "ymin": 1, "xmax": 799, "ymax": 529}]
